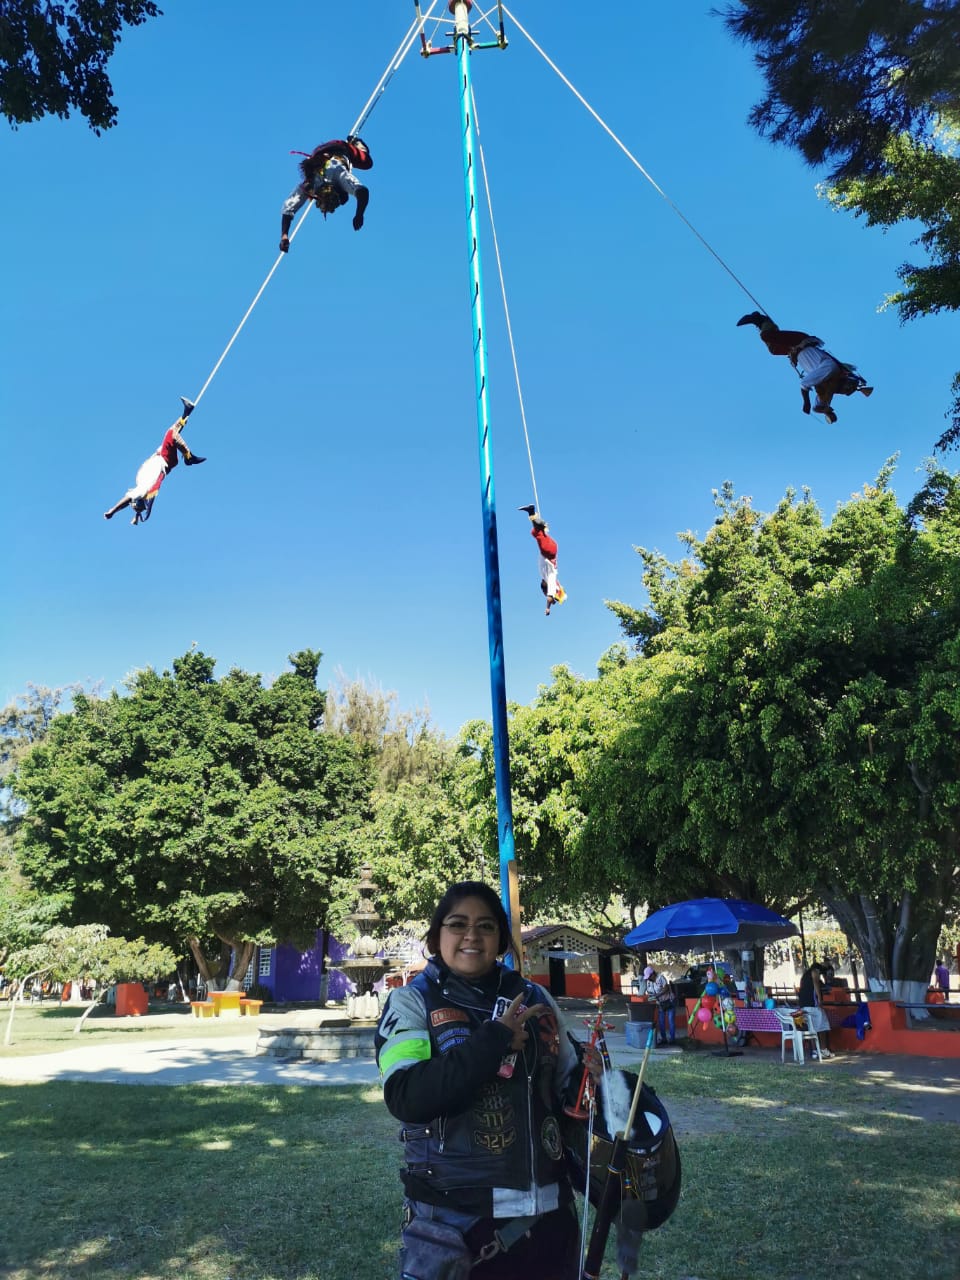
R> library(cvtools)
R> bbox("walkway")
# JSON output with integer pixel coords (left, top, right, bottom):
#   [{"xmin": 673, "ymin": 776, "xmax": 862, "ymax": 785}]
[{"xmin": 1, "ymin": 1002, "xmax": 957, "ymax": 1127}]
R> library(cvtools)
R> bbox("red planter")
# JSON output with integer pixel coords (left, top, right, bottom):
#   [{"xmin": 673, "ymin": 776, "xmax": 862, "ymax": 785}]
[{"xmin": 115, "ymin": 982, "xmax": 148, "ymax": 1017}]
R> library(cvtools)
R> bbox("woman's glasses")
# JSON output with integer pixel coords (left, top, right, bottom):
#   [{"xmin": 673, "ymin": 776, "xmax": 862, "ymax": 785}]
[{"xmin": 441, "ymin": 918, "xmax": 499, "ymax": 936}]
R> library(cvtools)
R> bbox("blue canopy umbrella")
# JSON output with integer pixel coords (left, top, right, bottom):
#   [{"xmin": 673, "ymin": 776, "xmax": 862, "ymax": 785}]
[
  {"xmin": 623, "ymin": 897, "xmax": 797, "ymax": 951},
  {"xmin": 624, "ymin": 897, "xmax": 798, "ymax": 1058}
]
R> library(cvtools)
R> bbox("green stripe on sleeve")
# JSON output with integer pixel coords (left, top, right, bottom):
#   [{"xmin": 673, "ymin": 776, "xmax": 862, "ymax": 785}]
[{"xmin": 379, "ymin": 1033, "xmax": 431, "ymax": 1079}]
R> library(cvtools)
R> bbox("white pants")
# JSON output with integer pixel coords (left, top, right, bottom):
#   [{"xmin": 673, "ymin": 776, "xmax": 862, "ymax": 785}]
[
  {"xmin": 539, "ymin": 553, "xmax": 559, "ymax": 598},
  {"xmin": 126, "ymin": 454, "xmax": 167, "ymax": 501},
  {"xmin": 796, "ymin": 354, "xmax": 840, "ymax": 391}
]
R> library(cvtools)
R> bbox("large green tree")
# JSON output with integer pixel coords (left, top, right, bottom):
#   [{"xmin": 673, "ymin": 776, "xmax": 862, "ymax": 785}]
[
  {"xmin": 324, "ymin": 674, "xmax": 476, "ymax": 934},
  {"xmin": 600, "ymin": 465, "xmax": 960, "ymax": 997},
  {"xmin": 0, "ymin": 0, "xmax": 161, "ymax": 131},
  {"xmin": 720, "ymin": 1, "xmax": 960, "ymax": 445},
  {"xmin": 8, "ymin": 649, "xmax": 374, "ymax": 988}
]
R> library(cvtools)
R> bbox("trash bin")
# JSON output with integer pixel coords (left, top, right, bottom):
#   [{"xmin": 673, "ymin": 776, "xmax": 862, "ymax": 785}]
[{"xmin": 629, "ymin": 998, "xmax": 656, "ymax": 1023}]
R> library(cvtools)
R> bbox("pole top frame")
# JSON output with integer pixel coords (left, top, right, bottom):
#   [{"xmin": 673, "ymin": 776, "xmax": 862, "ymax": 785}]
[{"xmin": 413, "ymin": 0, "xmax": 508, "ymax": 57}]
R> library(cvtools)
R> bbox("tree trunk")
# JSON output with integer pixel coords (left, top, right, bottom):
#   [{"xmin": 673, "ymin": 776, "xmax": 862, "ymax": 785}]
[
  {"xmin": 73, "ymin": 998, "xmax": 102, "ymax": 1034},
  {"xmin": 3, "ymin": 968, "xmax": 45, "ymax": 1046},
  {"xmin": 822, "ymin": 878, "xmax": 948, "ymax": 994},
  {"xmin": 187, "ymin": 936, "xmax": 217, "ymax": 992},
  {"xmin": 226, "ymin": 940, "xmax": 256, "ymax": 990}
]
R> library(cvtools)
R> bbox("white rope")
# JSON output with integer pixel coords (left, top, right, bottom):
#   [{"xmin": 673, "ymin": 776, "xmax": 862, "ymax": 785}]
[
  {"xmin": 502, "ymin": 4, "xmax": 768, "ymax": 314},
  {"xmin": 471, "ymin": 84, "xmax": 540, "ymax": 514},
  {"xmin": 190, "ymin": 7, "xmax": 435, "ymax": 410},
  {"xmin": 578, "ymin": 1092, "xmax": 596, "ymax": 1279}
]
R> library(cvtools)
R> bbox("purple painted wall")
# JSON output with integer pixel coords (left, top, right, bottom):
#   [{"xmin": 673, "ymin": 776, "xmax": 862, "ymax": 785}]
[
  {"xmin": 257, "ymin": 930, "xmax": 356, "ymax": 1003},
  {"xmin": 274, "ymin": 931, "xmax": 323, "ymax": 1001}
]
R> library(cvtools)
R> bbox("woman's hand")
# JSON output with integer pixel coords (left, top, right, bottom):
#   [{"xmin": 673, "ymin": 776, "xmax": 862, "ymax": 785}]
[{"xmin": 497, "ymin": 992, "xmax": 549, "ymax": 1051}]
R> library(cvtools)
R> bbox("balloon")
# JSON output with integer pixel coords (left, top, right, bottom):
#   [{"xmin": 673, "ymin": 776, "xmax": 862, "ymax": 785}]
[
  {"xmin": 719, "ymin": 986, "xmax": 730, "ymax": 997},
  {"xmin": 696, "ymin": 1007, "xmax": 712, "ymax": 1024},
  {"xmin": 705, "ymin": 982, "xmax": 719, "ymax": 996},
  {"xmin": 764, "ymin": 997, "xmax": 776, "ymax": 1009},
  {"xmin": 723, "ymin": 1010, "xmax": 736, "ymax": 1025},
  {"xmin": 701, "ymin": 995, "xmax": 716, "ymax": 1010},
  {"xmin": 722, "ymin": 997, "xmax": 734, "ymax": 1011}
]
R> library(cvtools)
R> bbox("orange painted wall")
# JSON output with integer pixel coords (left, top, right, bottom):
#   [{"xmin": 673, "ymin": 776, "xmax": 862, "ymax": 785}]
[{"xmin": 684, "ymin": 998, "xmax": 960, "ymax": 1058}]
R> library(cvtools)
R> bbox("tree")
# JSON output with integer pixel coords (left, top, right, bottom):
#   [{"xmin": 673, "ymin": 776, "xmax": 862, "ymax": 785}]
[
  {"xmin": 460, "ymin": 665, "xmax": 623, "ymax": 919},
  {"xmin": 0, "ymin": 867, "xmax": 70, "ymax": 973},
  {"xmin": 324, "ymin": 673, "xmax": 473, "ymax": 932},
  {"xmin": 3, "ymin": 925, "xmax": 176, "ymax": 1043},
  {"xmin": 600, "ymin": 466, "xmax": 960, "ymax": 998},
  {"xmin": 719, "ymin": 1, "xmax": 960, "ymax": 180},
  {"xmin": 719, "ymin": 2, "xmax": 960, "ymax": 447},
  {"xmin": 0, "ymin": 0, "xmax": 162, "ymax": 131},
  {"xmin": 8, "ymin": 649, "xmax": 374, "ymax": 989},
  {"xmin": 824, "ymin": 123, "xmax": 960, "ymax": 447},
  {"xmin": 324, "ymin": 670, "xmax": 455, "ymax": 789}
]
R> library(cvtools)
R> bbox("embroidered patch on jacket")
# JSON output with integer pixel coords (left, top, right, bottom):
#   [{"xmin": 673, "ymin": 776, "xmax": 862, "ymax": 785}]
[
  {"xmin": 436, "ymin": 1026, "xmax": 471, "ymax": 1053},
  {"xmin": 430, "ymin": 1007, "xmax": 470, "ymax": 1027},
  {"xmin": 540, "ymin": 1114, "xmax": 563, "ymax": 1160},
  {"xmin": 472, "ymin": 1083, "xmax": 517, "ymax": 1153}
]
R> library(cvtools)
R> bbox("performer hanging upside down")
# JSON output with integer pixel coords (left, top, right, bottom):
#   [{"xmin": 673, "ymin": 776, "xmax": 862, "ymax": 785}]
[
  {"xmin": 519, "ymin": 506, "xmax": 567, "ymax": 616},
  {"xmin": 103, "ymin": 398, "xmax": 205, "ymax": 526},
  {"xmin": 279, "ymin": 135, "xmax": 372, "ymax": 252},
  {"xmin": 736, "ymin": 311, "xmax": 873, "ymax": 425}
]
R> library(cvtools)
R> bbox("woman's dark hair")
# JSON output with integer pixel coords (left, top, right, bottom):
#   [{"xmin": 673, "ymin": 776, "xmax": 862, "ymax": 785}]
[{"xmin": 425, "ymin": 881, "xmax": 517, "ymax": 960}]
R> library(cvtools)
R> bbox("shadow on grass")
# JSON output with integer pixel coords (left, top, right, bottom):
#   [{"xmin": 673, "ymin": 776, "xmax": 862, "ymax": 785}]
[{"xmin": 1, "ymin": 1071, "xmax": 958, "ymax": 1280}]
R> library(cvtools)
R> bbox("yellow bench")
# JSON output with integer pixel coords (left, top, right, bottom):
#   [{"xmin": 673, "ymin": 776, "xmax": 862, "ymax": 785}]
[
  {"xmin": 239, "ymin": 999, "xmax": 263, "ymax": 1017},
  {"xmin": 190, "ymin": 1001, "xmax": 216, "ymax": 1018}
]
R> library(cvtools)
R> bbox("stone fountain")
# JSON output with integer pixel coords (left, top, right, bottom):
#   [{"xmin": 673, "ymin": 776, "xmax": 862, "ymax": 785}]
[
  {"xmin": 256, "ymin": 864, "xmax": 394, "ymax": 1063},
  {"xmin": 329, "ymin": 863, "xmax": 391, "ymax": 1021}
]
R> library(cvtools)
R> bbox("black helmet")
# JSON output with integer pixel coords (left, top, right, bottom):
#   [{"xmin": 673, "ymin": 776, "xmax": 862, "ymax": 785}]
[{"xmin": 562, "ymin": 1071, "xmax": 681, "ymax": 1232}]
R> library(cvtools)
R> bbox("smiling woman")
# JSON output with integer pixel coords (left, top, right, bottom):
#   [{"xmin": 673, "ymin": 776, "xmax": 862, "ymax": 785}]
[{"xmin": 374, "ymin": 880, "xmax": 584, "ymax": 1279}]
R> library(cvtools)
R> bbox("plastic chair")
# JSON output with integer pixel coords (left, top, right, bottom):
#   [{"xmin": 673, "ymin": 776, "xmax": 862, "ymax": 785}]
[{"xmin": 774, "ymin": 1009, "xmax": 821, "ymax": 1063}]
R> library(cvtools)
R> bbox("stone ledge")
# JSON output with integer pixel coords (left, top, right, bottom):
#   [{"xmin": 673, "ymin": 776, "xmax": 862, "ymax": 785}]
[{"xmin": 257, "ymin": 1023, "xmax": 377, "ymax": 1061}]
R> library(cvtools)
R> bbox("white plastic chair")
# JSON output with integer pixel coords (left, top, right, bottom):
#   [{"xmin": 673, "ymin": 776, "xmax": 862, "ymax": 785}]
[{"xmin": 774, "ymin": 1009, "xmax": 821, "ymax": 1063}]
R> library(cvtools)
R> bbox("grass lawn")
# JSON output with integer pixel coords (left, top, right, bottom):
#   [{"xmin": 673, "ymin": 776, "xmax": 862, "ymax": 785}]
[
  {"xmin": 0, "ymin": 1003, "xmax": 262, "ymax": 1056},
  {"xmin": 0, "ymin": 1051, "xmax": 957, "ymax": 1280}
]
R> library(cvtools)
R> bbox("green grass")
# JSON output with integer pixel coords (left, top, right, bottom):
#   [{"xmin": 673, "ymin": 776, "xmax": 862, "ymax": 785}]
[
  {"xmin": 0, "ymin": 1052, "xmax": 957, "ymax": 1280},
  {"xmin": 0, "ymin": 1004, "xmax": 261, "ymax": 1056}
]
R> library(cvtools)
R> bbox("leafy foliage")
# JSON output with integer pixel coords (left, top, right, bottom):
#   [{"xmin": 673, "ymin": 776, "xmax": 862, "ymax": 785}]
[
  {"xmin": 0, "ymin": 0, "xmax": 162, "ymax": 131},
  {"xmin": 719, "ymin": 0, "xmax": 960, "ymax": 180},
  {"xmin": 7, "ymin": 649, "xmax": 374, "ymax": 970},
  {"xmin": 594, "ymin": 466, "xmax": 960, "ymax": 984}
]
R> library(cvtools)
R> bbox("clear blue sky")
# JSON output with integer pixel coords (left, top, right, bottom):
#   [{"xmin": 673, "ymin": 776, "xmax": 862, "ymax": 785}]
[{"xmin": 2, "ymin": 2, "xmax": 955, "ymax": 737}]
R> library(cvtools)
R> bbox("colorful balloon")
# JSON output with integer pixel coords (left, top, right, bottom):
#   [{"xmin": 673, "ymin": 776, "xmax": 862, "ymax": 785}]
[
  {"xmin": 764, "ymin": 997, "xmax": 776, "ymax": 1009},
  {"xmin": 696, "ymin": 1006, "xmax": 712, "ymax": 1024},
  {"xmin": 705, "ymin": 982, "xmax": 719, "ymax": 996}
]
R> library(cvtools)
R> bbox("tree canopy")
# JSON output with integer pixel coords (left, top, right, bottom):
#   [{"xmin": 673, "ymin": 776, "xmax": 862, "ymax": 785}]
[
  {"xmin": 594, "ymin": 464, "xmax": 960, "ymax": 990},
  {"xmin": 8, "ymin": 648, "xmax": 374, "ymax": 987},
  {"xmin": 0, "ymin": 0, "xmax": 161, "ymax": 131},
  {"xmin": 719, "ymin": 1, "xmax": 960, "ymax": 180}
]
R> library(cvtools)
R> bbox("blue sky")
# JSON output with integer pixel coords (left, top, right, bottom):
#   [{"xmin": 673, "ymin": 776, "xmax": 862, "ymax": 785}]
[{"xmin": 2, "ymin": 2, "xmax": 956, "ymax": 737}]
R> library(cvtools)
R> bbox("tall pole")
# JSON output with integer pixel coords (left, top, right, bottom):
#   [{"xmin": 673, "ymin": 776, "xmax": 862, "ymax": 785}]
[{"xmin": 449, "ymin": 0, "xmax": 520, "ymax": 954}]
